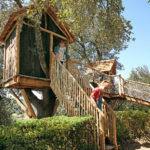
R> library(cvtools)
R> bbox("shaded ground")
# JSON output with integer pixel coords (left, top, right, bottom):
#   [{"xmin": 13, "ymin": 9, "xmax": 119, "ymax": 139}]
[{"xmin": 120, "ymin": 139, "xmax": 150, "ymax": 150}]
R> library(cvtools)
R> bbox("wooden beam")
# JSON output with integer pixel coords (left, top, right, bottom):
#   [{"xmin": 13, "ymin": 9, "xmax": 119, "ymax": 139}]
[
  {"xmin": 46, "ymin": 12, "xmax": 68, "ymax": 38},
  {"xmin": 22, "ymin": 21, "xmax": 67, "ymax": 41},
  {"xmin": 3, "ymin": 44, "xmax": 6, "ymax": 81},
  {"xmin": 21, "ymin": 89, "xmax": 36, "ymax": 118},
  {"xmin": 44, "ymin": 13, "xmax": 47, "ymax": 29},
  {"xmin": 125, "ymin": 96, "xmax": 150, "ymax": 107},
  {"xmin": 10, "ymin": 89, "xmax": 32, "ymax": 118},
  {"xmin": 112, "ymin": 100, "xmax": 119, "ymax": 110},
  {"xmin": 4, "ymin": 23, "xmax": 17, "ymax": 42},
  {"xmin": 16, "ymin": 20, "xmax": 21, "ymax": 75},
  {"xmin": 66, "ymin": 41, "xmax": 69, "ymax": 69},
  {"xmin": 49, "ymin": 33, "xmax": 53, "ymax": 80},
  {"xmin": 52, "ymin": 100, "xmax": 60, "ymax": 116}
]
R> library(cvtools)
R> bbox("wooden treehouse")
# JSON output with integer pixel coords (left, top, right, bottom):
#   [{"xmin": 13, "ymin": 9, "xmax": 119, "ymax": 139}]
[
  {"xmin": 0, "ymin": 6, "xmax": 75, "ymax": 89},
  {"xmin": 87, "ymin": 59, "xmax": 116, "ymax": 75},
  {"xmin": 0, "ymin": 5, "xmax": 119, "ymax": 150}
]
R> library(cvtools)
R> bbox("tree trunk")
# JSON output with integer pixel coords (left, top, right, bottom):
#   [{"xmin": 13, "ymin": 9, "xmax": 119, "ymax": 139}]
[
  {"xmin": 25, "ymin": 88, "xmax": 56, "ymax": 119},
  {"xmin": 24, "ymin": 13, "xmax": 56, "ymax": 118}
]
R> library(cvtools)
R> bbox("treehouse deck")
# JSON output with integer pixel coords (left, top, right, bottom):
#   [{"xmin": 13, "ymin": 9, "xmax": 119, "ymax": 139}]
[{"xmin": 2, "ymin": 74, "xmax": 50, "ymax": 89}]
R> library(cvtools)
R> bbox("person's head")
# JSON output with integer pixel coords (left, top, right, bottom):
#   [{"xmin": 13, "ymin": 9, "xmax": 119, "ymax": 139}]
[{"xmin": 59, "ymin": 40, "xmax": 66, "ymax": 47}]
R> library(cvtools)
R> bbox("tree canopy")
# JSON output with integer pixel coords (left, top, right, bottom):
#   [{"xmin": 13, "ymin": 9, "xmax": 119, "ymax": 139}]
[{"xmin": 129, "ymin": 65, "xmax": 150, "ymax": 84}]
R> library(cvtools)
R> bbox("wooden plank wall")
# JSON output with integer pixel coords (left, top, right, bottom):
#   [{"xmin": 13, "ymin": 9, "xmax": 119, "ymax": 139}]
[{"xmin": 4, "ymin": 27, "xmax": 17, "ymax": 80}]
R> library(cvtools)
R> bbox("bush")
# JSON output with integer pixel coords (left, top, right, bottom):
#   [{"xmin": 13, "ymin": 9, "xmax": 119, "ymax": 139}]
[
  {"xmin": 0, "ymin": 99, "xmax": 12, "ymax": 125},
  {"xmin": 0, "ymin": 116, "xmax": 97, "ymax": 150},
  {"xmin": 116, "ymin": 110, "xmax": 150, "ymax": 144}
]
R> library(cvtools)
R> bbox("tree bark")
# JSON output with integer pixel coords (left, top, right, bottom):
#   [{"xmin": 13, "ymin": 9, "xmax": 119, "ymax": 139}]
[
  {"xmin": 14, "ymin": 0, "xmax": 23, "ymax": 8},
  {"xmin": 24, "ymin": 13, "xmax": 57, "ymax": 119},
  {"xmin": 25, "ymin": 88, "xmax": 56, "ymax": 119}
]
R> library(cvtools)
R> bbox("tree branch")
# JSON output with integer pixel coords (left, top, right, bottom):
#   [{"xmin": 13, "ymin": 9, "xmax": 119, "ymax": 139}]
[{"xmin": 14, "ymin": 0, "xmax": 23, "ymax": 8}]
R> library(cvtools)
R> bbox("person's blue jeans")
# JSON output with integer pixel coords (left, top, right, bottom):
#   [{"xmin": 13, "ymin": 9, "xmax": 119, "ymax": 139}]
[{"xmin": 96, "ymin": 93, "xmax": 103, "ymax": 110}]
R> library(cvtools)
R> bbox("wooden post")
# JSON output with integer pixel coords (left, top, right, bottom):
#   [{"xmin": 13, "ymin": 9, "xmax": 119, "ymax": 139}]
[
  {"xmin": 66, "ymin": 41, "xmax": 69, "ymax": 69},
  {"xmin": 52, "ymin": 100, "xmax": 60, "ymax": 116},
  {"xmin": 10, "ymin": 89, "xmax": 32, "ymax": 118},
  {"xmin": 21, "ymin": 89, "xmax": 36, "ymax": 118},
  {"xmin": 16, "ymin": 19, "xmax": 21, "ymax": 75},
  {"xmin": 118, "ymin": 75, "xmax": 122, "ymax": 96},
  {"xmin": 49, "ymin": 33, "xmax": 53, "ymax": 80},
  {"xmin": 3, "ymin": 44, "xmax": 6, "ymax": 81}
]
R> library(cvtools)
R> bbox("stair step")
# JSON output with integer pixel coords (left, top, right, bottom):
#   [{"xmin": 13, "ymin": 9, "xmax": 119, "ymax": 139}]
[{"xmin": 105, "ymin": 145, "xmax": 115, "ymax": 150}]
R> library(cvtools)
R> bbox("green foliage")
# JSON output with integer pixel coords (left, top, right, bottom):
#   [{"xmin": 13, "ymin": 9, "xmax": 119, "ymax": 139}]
[
  {"xmin": 129, "ymin": 65, "xmax": 150, "ymax": 84},
  {"xmin": 0, "ymin": 98, "xmax": 12, "ymax": 126},
  {"xmin": 28, "ymin": 0, "xmax": 133, "ymax": 67},
  {"xmin": 116, "ymin": 110, "xmax": 150, "ymax": 144},
  {"xmin": 0, "ymin": 116, "xmax": 97, "ymax": 150}
]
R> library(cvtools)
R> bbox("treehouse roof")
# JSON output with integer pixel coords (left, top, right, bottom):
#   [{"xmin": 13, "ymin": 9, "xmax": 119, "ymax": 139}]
[
  {"xmin": 87, "ymin": 59, "xmax": 116, "ymax": 75},
  {"xmin": 0, "ymin": 5, "xmax": 76, "ymax": 43}
]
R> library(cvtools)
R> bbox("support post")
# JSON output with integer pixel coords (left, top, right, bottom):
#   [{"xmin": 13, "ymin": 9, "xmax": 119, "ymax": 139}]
[
  {"xmin": 66, "ymin": 41, "xmax": 69, "ymax": 69},
  {"xmin": 16, "ymin": 18, "xmax": 21, "ymax": 75},
  {"xmin": 21, "ymin": 89, "xmax": 36, "ymax": 118},
  {"xmin": 10, "ymin": 89, "xmax": 32, "ymax": 118},
  {"xmin": 49, "ymin": 33, "xmax": 53, "ymax": 80},
  {"xmin": 118, "ymin": 75, "xmax": 122, "ymax": 96},
  {"xmin": 52, "ymin": 100, "xmax": 60, "ymax": 116}
]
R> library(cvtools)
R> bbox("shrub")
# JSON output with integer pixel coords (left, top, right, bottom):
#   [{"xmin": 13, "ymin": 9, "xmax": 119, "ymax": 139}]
[
  {"xmin": 116, "ymin": 110, "xmax": 150, "ymax": 144},
  {"xmin": 0, "ymin": 116, "xmax": 97, "ymax": 150},
  {"xmin": 0, "ymin": 99, "xmax": 12, "ymax": 125}
]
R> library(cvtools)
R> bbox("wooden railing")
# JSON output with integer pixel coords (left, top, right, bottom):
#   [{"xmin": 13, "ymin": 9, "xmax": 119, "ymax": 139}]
[{"xmin": 50, "ymin": 53, "xmax": 118, "ymax": 150}]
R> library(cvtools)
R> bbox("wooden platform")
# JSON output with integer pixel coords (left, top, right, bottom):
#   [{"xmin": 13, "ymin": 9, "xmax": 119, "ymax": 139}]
[
  {"xmin": 2, "ymin": 74, "xmax": 50, "ymax": 89},
  {"xmin": 103, "ymin": 93, "xmax": 150, "ymax": 107}
]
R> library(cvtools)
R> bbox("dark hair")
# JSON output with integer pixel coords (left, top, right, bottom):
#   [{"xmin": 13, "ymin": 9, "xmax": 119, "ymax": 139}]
[
  {"xmin": 59, "ymin": 40, "xmax": 65, "ymax": 43},
  {"xmin": 90, "ymin": 82, "xmax": 98, "ymax": 88}
]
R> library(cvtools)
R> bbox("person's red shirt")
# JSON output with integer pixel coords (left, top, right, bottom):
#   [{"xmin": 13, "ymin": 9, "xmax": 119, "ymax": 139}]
[{"xmin": 92, "ymin": 87, "xmax": 104, "ymax": 102}]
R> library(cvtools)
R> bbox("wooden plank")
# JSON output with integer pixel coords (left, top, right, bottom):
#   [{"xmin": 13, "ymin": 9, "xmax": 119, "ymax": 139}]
[
  {"xmin": 19, "ymin": 76, "xmax": 50, "ymax": 88},
  {"xmin": 2, "ymin": 77, "xmax": 17, "ymax": 88},
  {"xmin": 49, "ymin": 33, "xmax": 53, "ymax": 80},
  {"xmin": 21, "ymin": 89, "xmax": 36, "ymax": 118},
  {"xmin": 10, "ymin": 89, "xmax": 32, "ymax": 118},
  {"xmin": 22, "ymin": 21, "xmax": 67, "ymax": 41}
]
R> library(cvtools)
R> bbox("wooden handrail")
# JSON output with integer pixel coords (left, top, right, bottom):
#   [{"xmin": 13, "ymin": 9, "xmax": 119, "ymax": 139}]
[{"xmin": 50, "ymin": 52, "xmax": 118, "ymax": 149}]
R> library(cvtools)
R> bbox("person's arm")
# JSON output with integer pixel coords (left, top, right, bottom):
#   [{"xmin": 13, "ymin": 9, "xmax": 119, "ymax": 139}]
[
  {"xmin": 90, "ymin": 91, "xmax": 97, "ymax": 108},
  {"xmin": 64, "ymin": 51, "xmax": 71, "ymax": 59},
  {"xmin": 55, "ymin": 46, "xmax": 60, "ymax": 59}
]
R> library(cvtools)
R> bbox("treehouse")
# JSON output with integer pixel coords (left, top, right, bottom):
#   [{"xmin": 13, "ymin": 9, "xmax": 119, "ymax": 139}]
[
  {"xmin": 87, "ymin": 59, "xmax": 116, "ymax": 75},
  {"xmin": 0, "ymin": 6, "xmax": 76, "ymax": 89}
]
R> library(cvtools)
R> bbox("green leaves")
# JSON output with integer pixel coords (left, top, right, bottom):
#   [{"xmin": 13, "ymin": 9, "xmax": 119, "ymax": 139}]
[{"xmin": 0, "ymin": 116, "xmax": 96, "ymax": 150}]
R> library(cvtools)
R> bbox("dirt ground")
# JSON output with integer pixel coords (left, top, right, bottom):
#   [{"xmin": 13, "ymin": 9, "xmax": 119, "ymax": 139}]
[{"xmin": 120, "ymin": 139, "xmax": 150, "ymax": 150}]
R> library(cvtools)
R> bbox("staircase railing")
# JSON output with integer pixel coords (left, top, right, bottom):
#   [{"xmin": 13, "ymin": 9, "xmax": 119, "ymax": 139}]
[
  {"xmin": 50, "ymin": 53, "xmax": 106, "ymax": 149},
  {"xmin": 50, "ymin": 54, "xmax": 118, "ymax": 149},
  {"xmin": 68, "ymin": 61, "xmax": 118, "ymax": 147}
]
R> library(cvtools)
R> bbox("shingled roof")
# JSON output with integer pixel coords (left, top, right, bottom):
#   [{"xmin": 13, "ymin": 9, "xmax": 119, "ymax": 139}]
[
  {"xmin": 87, "ymin": 59, "xmax": 116, "ymax": 75},
  {"xmin": 0, "ymin": 5, "xmax": 76, "ymax": 43}
]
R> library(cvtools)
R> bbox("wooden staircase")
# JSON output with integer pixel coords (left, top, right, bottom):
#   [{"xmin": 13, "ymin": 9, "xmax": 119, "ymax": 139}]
[{"xmin": 50, "ymin": 53, "xmax": 118, "ymax": 150}]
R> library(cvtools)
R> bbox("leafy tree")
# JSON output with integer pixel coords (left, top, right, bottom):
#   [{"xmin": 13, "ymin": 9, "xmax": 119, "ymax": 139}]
[
  {"xmin": 0, "ymin": 0, "xmax": 133, "ymax": 118},
  {"xmin": 129, "ymin": 65, "xmax": 150, "ymax": 84}
]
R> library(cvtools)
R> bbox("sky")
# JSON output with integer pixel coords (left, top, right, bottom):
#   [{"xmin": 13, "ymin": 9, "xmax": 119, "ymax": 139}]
[{"xmin": 117, "ymin": 0, "xmax": 150, "ymax": 79}]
